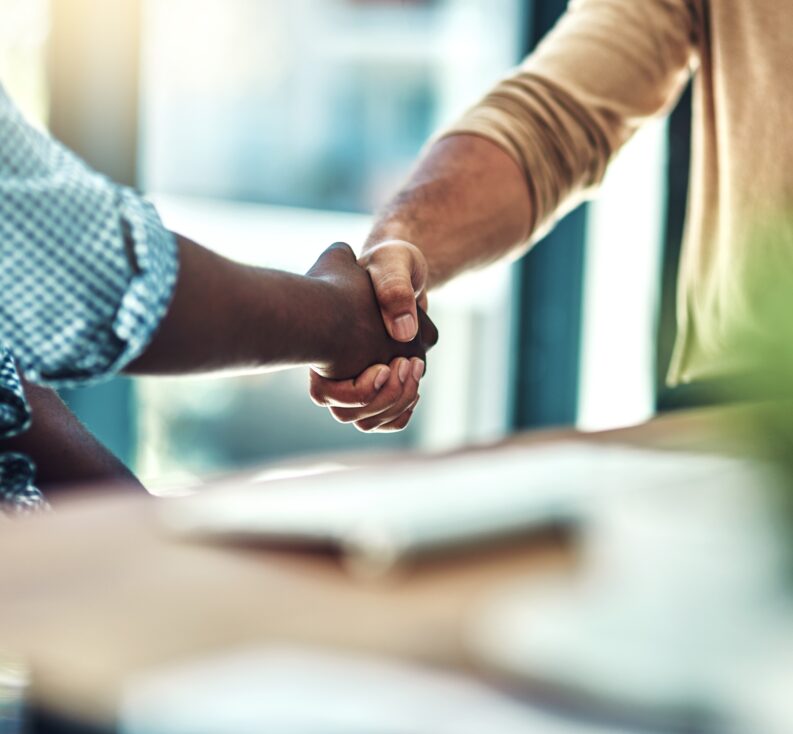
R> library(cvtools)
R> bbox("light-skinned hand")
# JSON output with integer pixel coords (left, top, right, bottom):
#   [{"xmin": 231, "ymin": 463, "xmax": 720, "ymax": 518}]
[
  {"xmin": 307, "ymin": 241, "xmax": 437, "ymax": 380},
  {"xmin": 309, "ymin": 240, "xmax": 433, "ymax": 432}
]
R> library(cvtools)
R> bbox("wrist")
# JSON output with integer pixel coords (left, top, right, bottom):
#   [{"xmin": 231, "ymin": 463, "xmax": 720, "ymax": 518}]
[
  {"xmin": 297, "ymin": 276, "xmax": 347, "ymax": 371},
  {"xmin": 242, "ymin": 269, "xmax": 343, "ymax": 371}
]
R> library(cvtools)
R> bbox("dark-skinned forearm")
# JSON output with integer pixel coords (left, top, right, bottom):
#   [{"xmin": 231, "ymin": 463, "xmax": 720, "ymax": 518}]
[
  {"xmin": 2, "ymin": 380, "xmax": 143, "ymax": 497},
  {"xmin": 363, "ymin": 134, "xmax": 534, "ymax": 287},
  {"xmin": 127, "ymin": 235, "xmax": 339, "ymax": 375}
]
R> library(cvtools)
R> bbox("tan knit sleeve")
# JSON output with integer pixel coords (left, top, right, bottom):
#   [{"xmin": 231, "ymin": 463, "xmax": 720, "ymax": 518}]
[{"xmin": 443, "ymin": 0, "xmax": 700, "ymax": 238}]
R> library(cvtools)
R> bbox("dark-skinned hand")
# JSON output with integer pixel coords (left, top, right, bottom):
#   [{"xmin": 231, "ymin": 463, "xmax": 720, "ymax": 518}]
[{"xmin": 306, "ymin": 242, "xmax": 438, "ymax": 381}]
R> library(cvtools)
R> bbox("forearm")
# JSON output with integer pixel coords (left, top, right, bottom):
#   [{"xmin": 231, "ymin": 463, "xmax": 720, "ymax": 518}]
[
  {"xmin": 365, "ymin": 0, "xmax": 696, "ymax": 289},
  {"xmin": 363, "ymin": 134, "xmax": 533, "ymax": 288},
  {"xmin": 128, "ymin": 235, "xmax": 339, "ymax": 376},
  {"xmin": 3, "ymin": 380, "xmax": 142, "ymax": 496}
]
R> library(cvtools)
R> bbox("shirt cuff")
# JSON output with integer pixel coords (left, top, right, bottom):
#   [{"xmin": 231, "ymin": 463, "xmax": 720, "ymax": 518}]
[
  {"xmin": 112, "ymin": 190, "xmax": 180, "ymax": 369},
  {"xmin": 39, "ymin": 193, "xmax": 180, "ymax": 389},
  {"xmin": 0, "ymin": 350, "xmax": 31, "ymax": 438}
]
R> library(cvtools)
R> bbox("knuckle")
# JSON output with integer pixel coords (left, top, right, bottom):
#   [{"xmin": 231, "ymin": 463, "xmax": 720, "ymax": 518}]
[
  {"xmin": 329, "ymin": 408, "xmax": 354, "ymax": 424},
  {"xmin": 375, "ymin": 277, "xmax": 415, "ymax": 307},
  {"xmin": 395, "ymin": 410, "xmax": 415, "ymax": 429},
  {"xmin": 382, "ymin": 414, "xmax": 411, "ymax": 433},
  {"xmin": 363, "ymin": 241, "xmax": 407, "ymax": 264},
  {"xmin": 309, "ymin": 385, "xmax": 329, "ymax": 407},
  {"xmin": 328, "ymin": 241, "xmax": 353, "ymax": 258},
  {"xmin": 354, "ymin": 420, "xmax": 377, "ymax": 433},
  {"xmin": 385, "ymin": 399, "xmax": 417, "ymax": 425}
]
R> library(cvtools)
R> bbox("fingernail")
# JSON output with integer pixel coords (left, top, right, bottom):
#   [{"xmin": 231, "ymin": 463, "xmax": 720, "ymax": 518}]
[
  {"xmin": 398, "ymin": 359, "xmax": 410, "ymax": 384},
  {"xmin": 374, "ymin": 367, "xmax": 390, "ymax": 391},
  {"xmin": 393, "ymin": 314, "xmax": 417, "ymax": 341},
  {"xmin": 412, "ymin": 359, "xmax": 425, "ymax": 382}
]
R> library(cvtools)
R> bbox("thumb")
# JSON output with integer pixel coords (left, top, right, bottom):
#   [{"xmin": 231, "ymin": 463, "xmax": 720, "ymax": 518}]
[{"xmin": 363, "ymin": 241, "xmax": 428, "ymax": 343}]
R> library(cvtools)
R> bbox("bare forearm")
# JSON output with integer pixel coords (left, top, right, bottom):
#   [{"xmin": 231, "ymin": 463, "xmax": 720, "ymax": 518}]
[
  {"xmin": 128, "ymin": 235, "xmax": 339, "ymax": 376},
  {"xmin": 128, "ymin": 237, "xmax": 432, "ymax": 381},
  {"xmin": 363, "ymin": 134, "xmax": 533, "ymax": 288},
  {"xmin": 3, "ymin": 380, "xmax": 142, "ymax": 496}
]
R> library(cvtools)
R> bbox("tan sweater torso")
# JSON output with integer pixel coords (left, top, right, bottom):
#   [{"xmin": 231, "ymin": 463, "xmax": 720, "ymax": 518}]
[{"xmin": 447, "ymin": 0, "xmax": 793, "ymax": 384}]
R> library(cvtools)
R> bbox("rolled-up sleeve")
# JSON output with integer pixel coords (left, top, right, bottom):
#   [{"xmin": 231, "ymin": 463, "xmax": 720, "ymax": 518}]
[
  {"xmin": 0, "ymin": 349, "xmax": 47, "ymax": 514},
  {"xmin": 441, "ymin": 0, "xmax": 700, "ymax": 239},
  {"xmin": 0, "ymin": 87, "xmax": 178, "ymax": 387}
]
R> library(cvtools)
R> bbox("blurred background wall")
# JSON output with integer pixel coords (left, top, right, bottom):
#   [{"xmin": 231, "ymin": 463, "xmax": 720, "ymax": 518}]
[{"xmin": 0, "ymin": 0, "xmax": 683, "ymax": 490}]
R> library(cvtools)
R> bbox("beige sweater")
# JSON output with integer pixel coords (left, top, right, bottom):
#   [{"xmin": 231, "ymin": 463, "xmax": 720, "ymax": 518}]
[{"xmin": 446, "ymin": 0, "xmax": 793, "ymax": 385}]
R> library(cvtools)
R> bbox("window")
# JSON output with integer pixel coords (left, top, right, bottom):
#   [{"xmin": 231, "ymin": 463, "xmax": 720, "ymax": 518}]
[
  {"xmin": 137, "ymin": 0, "xmax": 524, "ymax": 487},
  {"xmin": 0, "ymin": 0, "xmax": 49, "ymax": 126},
  {"xmin": 577, "ymin": 121, "xmax": 667, "ymax": 431}
]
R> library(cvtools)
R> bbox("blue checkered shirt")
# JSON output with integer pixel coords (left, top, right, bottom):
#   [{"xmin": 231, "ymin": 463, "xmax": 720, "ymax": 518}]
[{"xmin": 0, "ymin": 85, "xmax": 178, "ymax": 514}]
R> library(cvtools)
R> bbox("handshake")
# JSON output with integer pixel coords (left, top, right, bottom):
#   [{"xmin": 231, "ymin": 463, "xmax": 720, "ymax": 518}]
[{"xmin": 305, "ymin": 241, "xmax": 437, "ymax": 433}]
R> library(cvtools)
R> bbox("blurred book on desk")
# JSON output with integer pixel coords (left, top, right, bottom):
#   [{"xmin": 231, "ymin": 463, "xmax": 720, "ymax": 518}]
[{"xmin": 161, "ymin": 442, "xmax": 759, "ymax": 577}]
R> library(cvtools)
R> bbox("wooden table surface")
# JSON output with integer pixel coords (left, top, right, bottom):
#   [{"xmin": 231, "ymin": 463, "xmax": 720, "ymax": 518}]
[{"xmin": 0, "ymin": 404, "xmax": 760, "ymax": 728}]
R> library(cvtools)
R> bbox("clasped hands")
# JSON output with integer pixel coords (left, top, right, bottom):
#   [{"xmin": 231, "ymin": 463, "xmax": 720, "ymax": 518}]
[{"xmin": 307, "ymin": 240, "xmax": 434, "ymax": 432}]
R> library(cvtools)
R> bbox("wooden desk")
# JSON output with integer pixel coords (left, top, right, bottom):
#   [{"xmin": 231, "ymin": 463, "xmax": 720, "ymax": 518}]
[{"xmin": 0, "ymin": 405, "xmax": 760, "ymax": 728}]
